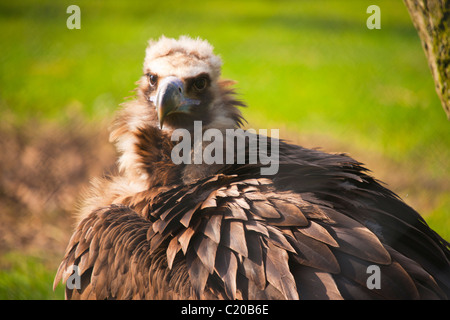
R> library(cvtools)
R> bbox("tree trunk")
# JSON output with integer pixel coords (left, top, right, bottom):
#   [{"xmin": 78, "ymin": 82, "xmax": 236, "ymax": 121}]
[{"xmin": 403, "ymin": 0, "xmax": 450, "ymax": 119}]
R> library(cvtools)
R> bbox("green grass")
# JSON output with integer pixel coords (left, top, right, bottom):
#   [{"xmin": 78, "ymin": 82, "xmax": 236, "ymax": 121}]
[
  {"xmin": 1, "ymin": 0, "xmax": 448, "ymax": 167},
  {"xmin": 0, "ymin": 252, "xmax": 64, "ymax": 300},
  {"xmin": 0, "ymin": 0, "xmax": 448, "ymax": 299}
]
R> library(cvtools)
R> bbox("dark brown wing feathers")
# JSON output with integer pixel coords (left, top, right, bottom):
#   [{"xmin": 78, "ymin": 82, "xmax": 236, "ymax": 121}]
[{"xmin": 55, "ymin": 137, "xmax": 450, "ymax": 300}]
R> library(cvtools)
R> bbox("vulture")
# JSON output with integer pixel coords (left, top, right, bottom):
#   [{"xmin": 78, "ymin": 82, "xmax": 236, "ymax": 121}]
[{"xmin": 54, "ymin": 36, "xmax": 450, "ymax": 300}]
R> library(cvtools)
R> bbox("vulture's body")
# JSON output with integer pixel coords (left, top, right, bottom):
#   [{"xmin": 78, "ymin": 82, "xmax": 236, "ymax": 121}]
[{"xmin": 54, "ymin": 36, "xmax": 450, "ymax": 300}]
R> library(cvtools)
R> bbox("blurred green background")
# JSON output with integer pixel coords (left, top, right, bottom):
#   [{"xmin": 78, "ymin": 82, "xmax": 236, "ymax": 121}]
[{"xmin": 0, "ymin": 0, "xmax": 448, "ymax": 299}]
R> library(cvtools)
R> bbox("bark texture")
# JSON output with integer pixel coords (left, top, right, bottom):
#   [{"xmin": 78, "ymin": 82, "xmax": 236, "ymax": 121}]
[{"xmin": 404, "ymin": 0, "xmax": 450, "ymax": 119}]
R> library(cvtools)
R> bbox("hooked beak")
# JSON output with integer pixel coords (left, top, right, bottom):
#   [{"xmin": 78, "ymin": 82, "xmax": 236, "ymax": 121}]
[{"xmin": 152, "ymin": 76, "xmax": 201, "ymax": 129}]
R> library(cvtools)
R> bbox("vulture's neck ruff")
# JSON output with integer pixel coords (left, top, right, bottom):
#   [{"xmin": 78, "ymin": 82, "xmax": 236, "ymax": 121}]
[{"xmin": 110, "ymin": 36, "xmax": 246, "ymax": 187}]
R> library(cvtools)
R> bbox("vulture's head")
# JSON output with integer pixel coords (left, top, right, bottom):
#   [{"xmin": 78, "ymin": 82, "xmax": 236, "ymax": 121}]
[
  {"xmin": 135, "ymin": 36, "xmax": 245, "ymax": 132},
  {"xmin": 111, "ymin": 36, "xmax": 246, "ymax": 184}
]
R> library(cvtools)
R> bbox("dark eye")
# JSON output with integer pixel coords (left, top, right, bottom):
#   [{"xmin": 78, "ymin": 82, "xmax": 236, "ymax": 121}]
[
  {"xmin": 148, "ymin": 74, "xmax": 158, "ymax": 87},
  {"xmin": 193, "ymin": 77, "xmax": 207, "ymax": 91}
]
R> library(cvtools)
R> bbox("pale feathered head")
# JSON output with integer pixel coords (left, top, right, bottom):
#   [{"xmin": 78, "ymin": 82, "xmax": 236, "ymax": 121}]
[
  {"xmin": 110, "ymin": 36, "xmax": 245, "ymax": 183},
  {"xmin": 137, "ymin": 35, "xmax": 245, "ymax": 131}
]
